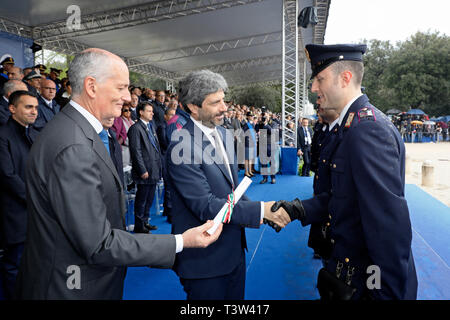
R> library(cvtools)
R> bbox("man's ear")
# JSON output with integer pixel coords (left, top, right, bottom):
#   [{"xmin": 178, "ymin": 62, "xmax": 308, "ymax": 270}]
[
  {"xmin": 341, "ymin": 70, "xmax": 353, "ymax": 88},
  {"xmin": 84, "ymin": 76, "xmax": 97, "ymax": 98}
]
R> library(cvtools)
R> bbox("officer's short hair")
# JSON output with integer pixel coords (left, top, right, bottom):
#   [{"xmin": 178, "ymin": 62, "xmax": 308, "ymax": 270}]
[
  {"xmin": 331, "ymin": 60, "xmax": 364, "ymax": 86},
  {"xmin": 9, "ymin": 90, "xmax": 38, "ymax": 107}
]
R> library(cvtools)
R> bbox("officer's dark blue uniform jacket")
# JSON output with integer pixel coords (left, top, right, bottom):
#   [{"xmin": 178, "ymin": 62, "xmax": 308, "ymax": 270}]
[{"xmin": 301, "ymin": 94, "xmax": 418, "ymax": 300}]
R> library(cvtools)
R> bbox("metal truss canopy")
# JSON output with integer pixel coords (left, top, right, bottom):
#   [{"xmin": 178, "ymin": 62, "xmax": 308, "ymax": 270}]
[{"xmin": 0, "ymin": 0, "xmax": 330, "ymax": 87}]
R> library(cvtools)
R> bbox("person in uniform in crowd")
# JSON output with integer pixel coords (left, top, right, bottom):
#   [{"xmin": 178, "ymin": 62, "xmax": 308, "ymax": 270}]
[
  {"xmin": 15, "ymin": 48, "xmax": 222, "ymax": 300},
  {"xmin": 23, "ymin": 70, "xmax": 41, "ymax": 95},
  {"xmin": 127, "ymin": 102, "xmax": 162, "ymax": 234},
  {"xmin": 166, "ymin": 70, "xmax": 289, "ymax": 300},
  {"xmin": 48, "ymin": 68, "xmax": 62, "ymax": 91},
  {"xmin": 297, "ymin": 118, "xmax": 313, "ymax": 176},
  {"xmin": 258, "ymin": 116, "xmax": 278, "ymax": 184},
  {"xmin": 55, "ymin": 80, "xmax": 72, "ymax": 108},
  {"xmin": 270, "ymin": 44, "xmax": 417, "ymax": 300},
  {"xmin": 0, "ymin": 80, "xmax": 28, "ymax": 126},
  {"xmin": 307, "ymin": 99, "xmax": 339, "ymax": 261},
  {"xmin": 0, "ymin": 57, "xmax": 15, "ymax": 92},
  {"xmin": 242, "ymin": 111, "xmax": 257, "ymax": 177},
  {"xmin": 152, "ymin": 90, "xmax": 167, "ymax": 144},
  {"xmin": 0, "ymin": 91, "xmax": 39, "ymax": 299},
  {"xmin": 34, "ymin": 79, "xmax": 60, "ymax": 131}
]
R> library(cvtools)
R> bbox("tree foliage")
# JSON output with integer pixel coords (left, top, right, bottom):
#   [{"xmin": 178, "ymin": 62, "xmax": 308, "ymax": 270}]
[{"xmin": 362, "ymin": 31, "xmax": 449, "ymax": 116}]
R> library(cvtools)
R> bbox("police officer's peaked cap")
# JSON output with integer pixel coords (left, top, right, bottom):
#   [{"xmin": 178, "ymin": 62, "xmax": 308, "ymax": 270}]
[
  {"xmin": 304, "ymin": 44, "xmax": 367, "ymax": 79},
  {"xmin": 24, "ymin": 70, "xmax": 42, "ymax": 80},
  {"xmin": 34, "ymin": 64, "xmax": 47, "ymax": 72},
  {"xmin": 1, "ymin": 56, "xmax": 14, "ymax": 65}
]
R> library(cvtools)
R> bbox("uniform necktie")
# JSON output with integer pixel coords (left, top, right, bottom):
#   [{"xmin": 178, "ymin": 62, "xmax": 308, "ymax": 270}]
[{"xmin": 99, "ymin": 129, "xmax": 110, "ymax": 155}]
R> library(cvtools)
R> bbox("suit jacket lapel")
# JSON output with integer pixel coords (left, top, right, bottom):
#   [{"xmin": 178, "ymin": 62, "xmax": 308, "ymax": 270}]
[
  {"xmin": 62, "ymin": 105, "xmax": 123, "ymax": 191},
  {"xmin": 186, "ymin": 119, "xmax": 234, "ymax": 188},
  {"xmin": 138, "ymin": 120, "xmax": 154, "ymax": 153}
]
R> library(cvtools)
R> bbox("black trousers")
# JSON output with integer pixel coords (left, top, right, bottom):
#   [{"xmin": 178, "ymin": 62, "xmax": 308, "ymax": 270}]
[
  {"xmin": 180, "ymin": 253, "xmax": 246, "ymax": 300},
  {"xmin": 0, "ymin": 242, "xmax": 24, "ymax": 300},
  {"xmin": 301, "ymin": 147, "xmax": 311, "ymax": 176},
  {"xmin": 134, "ymin": 183, "xmax": 157, "ymax": 230}
]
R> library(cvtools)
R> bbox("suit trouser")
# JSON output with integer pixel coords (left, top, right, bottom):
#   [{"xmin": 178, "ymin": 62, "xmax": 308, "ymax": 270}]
[
  {"xmin": 0, "ymin": 243, "xmax": 24, "ymax": 300},
  {"xmin": 180, "ymin": 252, "xmax": 246, "ymax": 300},
  {"xmin": 134, "ymin": 183, "xmax": 157, "ymax": 229},
  {"xmin": 301, "ymin": 147, "xmax": 311, "ymax": 176}
]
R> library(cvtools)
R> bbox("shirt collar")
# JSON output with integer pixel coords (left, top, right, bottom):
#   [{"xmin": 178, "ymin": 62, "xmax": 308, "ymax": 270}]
[
  {"xmin": 140, "ymin": 118, "xmax": 149, "ymax": 127},
  {"xmin": 70, "ymin": 100, "xmax": 103, "ymax": 134},
  {"xmin": 190, "ymin": 116, "xmax": 218, "ymax": 144},
  {"xmin": 329, "ymin": 94, "xmax": 362, "ymax": 130},
  {"xmin": 42, "ymin": 96, "xmax": 53, "ymax": 106}
]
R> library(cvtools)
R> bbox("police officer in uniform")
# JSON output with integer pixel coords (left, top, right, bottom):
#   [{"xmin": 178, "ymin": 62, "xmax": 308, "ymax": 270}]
[{"xmin": 270, "ymin": 44, "xmax": 418, "ymax": 300}]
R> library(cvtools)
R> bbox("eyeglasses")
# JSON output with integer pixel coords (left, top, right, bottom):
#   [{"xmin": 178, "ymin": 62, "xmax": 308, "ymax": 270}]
[
  {"xmin": 123, "ymin": 109, "xmax": 130, "ymax": 112},
  {"xmin": 42, "ymin": 87, "xmax": 56, "ymax": 91}
]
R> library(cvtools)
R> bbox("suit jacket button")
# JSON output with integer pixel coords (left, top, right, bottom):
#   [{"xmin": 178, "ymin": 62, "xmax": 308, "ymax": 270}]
[
  {"xmin": 345, "ymin": 258, "xmax": 350, "ymax": 263},
  {"xmin": 330, "ymin": 239, "xmax": 335, "ymax": 244},
  {"xmin": 322, "ymin": 159, "xmax": 326, "ymax": 163},
  {"xmin": 333, "ymin": 164, "xmax": 336, "ymax": 168}
]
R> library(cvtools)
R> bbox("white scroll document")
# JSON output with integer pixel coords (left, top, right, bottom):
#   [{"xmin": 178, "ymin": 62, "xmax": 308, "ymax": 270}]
[{"xmin": 206, "ymin": 176, "xmax": 253, "ymax": 235}]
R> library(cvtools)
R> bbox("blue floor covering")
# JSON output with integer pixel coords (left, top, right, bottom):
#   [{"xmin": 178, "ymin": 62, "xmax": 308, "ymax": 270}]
[{"xmin": 123, "ymin": 172, "xmax": 450, "ymax": 300}]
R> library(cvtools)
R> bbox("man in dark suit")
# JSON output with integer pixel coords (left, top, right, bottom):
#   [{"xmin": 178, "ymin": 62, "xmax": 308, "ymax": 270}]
[
  {"xmin": 297, "ymin": 117, "xmax": 313, "ymax": 176},
  {"xmin": 167, "ymin": 70, "xmax": 290, "ymax": 300},
  {"xmin": 0, "ymin": 90, "xmax": 39, "ymax": 299},
  {"xmin": 34, "ymin": 79, "xmax": 60, "ymax": 131},
  {"xmin": 15, "ymin": 48, "xmax": 222, "ymax": 300},
  {"xmin": 128, "ymin": 102, "xmax": 162, "ymax": 233},
  {"xmin": 271, "ymin": 44, "xmax": 417, "ymax": 300},
  {"xmin": 153, "ymin": 90, "xmax": 167, "ymax": 143}
]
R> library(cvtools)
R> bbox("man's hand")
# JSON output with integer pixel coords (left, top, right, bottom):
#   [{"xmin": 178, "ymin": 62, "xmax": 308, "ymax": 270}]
[
  {"xmin": 141, "ymin": 172, "xmax": 149, "ymax": 179},
  {"xmin": 271, "ymin": 199, "xmax": 306, "ymax": 222},
  {"xmin": 297, "ymin": 149, "xmax": 303, "ymax": 156},
  {"xmin": 263, "ymin": 201, "xmax": 291, "ymax": 232},
  {"xmin": 182, "ymin": 220, "xmax": 223, "ymax": 249}
]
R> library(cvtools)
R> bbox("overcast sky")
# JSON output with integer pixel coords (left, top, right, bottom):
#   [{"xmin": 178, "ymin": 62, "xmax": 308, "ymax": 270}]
[{"xmin": 324, "ymin": 0, "xmax": 449, "ymax": 45}]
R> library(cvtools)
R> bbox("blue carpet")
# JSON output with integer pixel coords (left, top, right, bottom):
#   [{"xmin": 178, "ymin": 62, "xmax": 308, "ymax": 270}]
[{"xmin": 123, "ymin": 172, "xmax": 450, "ymax": 300}]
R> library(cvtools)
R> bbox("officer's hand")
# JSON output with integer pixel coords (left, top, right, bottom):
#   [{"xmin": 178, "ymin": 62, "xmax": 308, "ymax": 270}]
[
  {"xmin": 297, "ymin": 149, "xmax": 303, "ymax": 156},
  {"xmin": 271, "ymin": 199, "xmax": 305, "ymax": 222},
  {"xmin": 182, "ymin": 220, "xmax": 223, "ymax": 249},
  {"xmin": 141, "ymin": 172, "xmax": 149, "ymax": 179},
  {"xmin": 263, "ymin": 201, "xmax": 291, "ymax": 232}
]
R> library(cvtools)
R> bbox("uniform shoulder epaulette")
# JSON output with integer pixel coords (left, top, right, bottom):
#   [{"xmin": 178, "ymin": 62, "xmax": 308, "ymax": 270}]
[{"xmin": 357, "ymin": 106, "xmax": 376, "ymax": 122}]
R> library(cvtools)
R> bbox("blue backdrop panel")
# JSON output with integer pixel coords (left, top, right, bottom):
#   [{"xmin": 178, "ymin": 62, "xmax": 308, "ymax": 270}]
[
  {"xmin": 0, "ymin": 31, "xmax": 34, "ymax": 68},
  {"xmin": 281, "ymin": 147, "xmax": 298, "ymax": 175}
]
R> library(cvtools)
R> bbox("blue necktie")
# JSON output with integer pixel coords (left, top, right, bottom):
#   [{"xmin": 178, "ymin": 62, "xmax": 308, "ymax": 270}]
[
  {"xmin": 147, "ymin": 122, "xmax": 159, "ymax": 151},
  {"xmin": 99, "ymin": 129, "xmax": 110, "ymax": 154}
]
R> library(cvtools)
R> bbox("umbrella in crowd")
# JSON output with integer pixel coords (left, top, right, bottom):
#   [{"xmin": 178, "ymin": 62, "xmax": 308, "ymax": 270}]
[
  {"xmin": 438, "ymin": 121, "xmax": 449, "ymax": 129},
  {"xmin": 423, "ymin": 121, "xmax": 435, "ymax": 125},
  {"xmin": 438, "ymin": 115, "xmax": 450, "ymax": 122},
  {"xmin": 386, "ymin": 108, "xmax": 402, "ymax": 114},
  {"xmin": 406, "ymin": 109, "xmax": 426, "ymax": 115},
  {"xmin": 411, "ymin": 120, "xmax": 423, "ymax": 125}
]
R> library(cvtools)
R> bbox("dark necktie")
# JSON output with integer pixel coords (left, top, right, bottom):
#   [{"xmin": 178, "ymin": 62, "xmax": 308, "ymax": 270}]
[
  {"xmin": 25, "ymin": 126, "xmax": 32, "ymax": 144},
  {"xmin": 147, "ymin": 122, "xmax": 159, "ymax": 151},
  {"xmin": 99, "ymin": 129, "xmax": 110, "ymax": 155}
]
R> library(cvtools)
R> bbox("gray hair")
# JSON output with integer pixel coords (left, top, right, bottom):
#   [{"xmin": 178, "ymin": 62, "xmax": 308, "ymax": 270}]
[
  {"xmin": 68, "ymin": 50, "xmax": 113, "ymax": 97},
  {"xmin": 3, "ymin": 80, "xmax": 27, "ymax": 97},
  {"xmin": 177, "ymin": 70, "xmax": 228, "ymax": 113}
]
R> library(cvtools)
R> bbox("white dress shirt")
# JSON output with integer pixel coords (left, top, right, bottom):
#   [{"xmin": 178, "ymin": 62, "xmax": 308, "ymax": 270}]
[
  {"xmin": 70, "ymin": 100, "xmax": 184, "ymax": 253},
  {"xmin": 191, "ymin": 116, "xmax": 265, "ymax": 221}
]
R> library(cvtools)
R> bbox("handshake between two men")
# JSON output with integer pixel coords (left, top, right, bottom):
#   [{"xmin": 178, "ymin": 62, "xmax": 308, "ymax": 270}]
[
  {"xmin": 181, "ymin": 198, "xmax": 304, "ymax": 250},
  {"xmin": 263, "ymin": 198, "xmax": 305, "ymax": 232}
]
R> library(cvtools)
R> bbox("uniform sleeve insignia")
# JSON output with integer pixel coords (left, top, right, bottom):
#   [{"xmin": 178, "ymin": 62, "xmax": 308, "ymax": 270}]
[
  {"xmin": 357, "ymin": 107, "xmax": 376, "ymax": 122},
  {"xmin": 345, "ymin": 112, "xmax": 355, "ymax": 128}
]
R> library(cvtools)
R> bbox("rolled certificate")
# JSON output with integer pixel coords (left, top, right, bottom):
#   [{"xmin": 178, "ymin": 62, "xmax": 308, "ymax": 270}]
[{"xmin": 206, "ymin": 176, "xmax": 253, "ymax": 235}]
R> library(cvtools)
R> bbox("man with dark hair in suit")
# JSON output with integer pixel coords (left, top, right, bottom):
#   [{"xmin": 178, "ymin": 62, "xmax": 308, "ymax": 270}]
[
  {"xmin": 0, "ymin": 90, "xmax": 39, "ymax": 299},
  {"xmin": 15, "ymin": 48, "xmax": 222, "ymax": 300},
  {"xmin": 297, "ymin": 117, "xmax": 313, "ymax": 176},
  {"xmin": 167, "ymin": 70, "xmax": 289, "ymax": 300},
  {"xmin": 128, "ymin": 102, "xmax": 161, "ymax": 233}
]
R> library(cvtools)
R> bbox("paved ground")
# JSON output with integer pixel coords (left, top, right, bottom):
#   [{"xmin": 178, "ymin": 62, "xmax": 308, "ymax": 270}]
[{"xmin": 405, "ymin": 142, "xmax": 450, "ymax": 207}]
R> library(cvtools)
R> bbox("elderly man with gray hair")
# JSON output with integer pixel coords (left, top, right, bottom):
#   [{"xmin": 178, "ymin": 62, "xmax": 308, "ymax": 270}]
[
  {"xmin": 15, "ymin": 49, "xmax": 222, "ymax": 300},
  {"xmin": 167, "ymin": 70, "xmax": 290, "ymax": 300},
  {"xmin": 0, "ymin": 80, "xmax": 28, "ymax": 125}
]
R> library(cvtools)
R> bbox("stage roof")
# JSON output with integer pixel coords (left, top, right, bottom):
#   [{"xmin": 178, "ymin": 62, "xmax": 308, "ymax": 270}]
[{"xmin": 0, "ymin": 0, "xmax": 330, "ymax": 87}]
